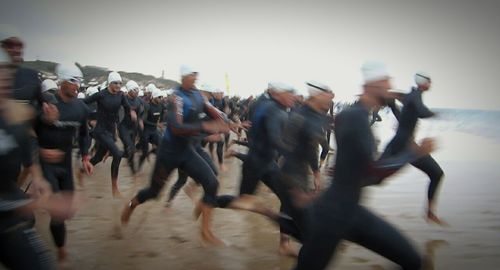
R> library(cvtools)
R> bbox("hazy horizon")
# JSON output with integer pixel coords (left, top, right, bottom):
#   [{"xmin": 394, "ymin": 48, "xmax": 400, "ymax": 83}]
[{"xmin": 2, "ymin": 0, "xmax": 500, "ymax": 110}]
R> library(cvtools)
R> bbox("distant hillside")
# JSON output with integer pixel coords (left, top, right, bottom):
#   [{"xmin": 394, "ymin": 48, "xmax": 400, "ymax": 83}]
[{"xmin": 22, "ymin": 60, "xmax": 179, "ymax": 89}]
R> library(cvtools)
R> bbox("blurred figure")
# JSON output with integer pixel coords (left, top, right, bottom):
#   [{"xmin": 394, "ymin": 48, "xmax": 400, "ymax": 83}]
[
  {"xmin": 0, "ymin": 48, "xmax": 79, "ymax": 270},
  {"xmin": 1, "ymin": 24, "xmax": 56, "ymax": 193},
  {"xmin": 293, "ymin": 62, "xmax": 435, "ymax": 270},
  {"xmin": 34, "ymin": 62, "xmax": 93, "ymax": 262},
  {"xmin": 277, "ymin": 81, "xmax": 335, "ymax": 256},
  {"xmin": 382, "ymin": 71, "xmax": 446, "ymax": 225}
]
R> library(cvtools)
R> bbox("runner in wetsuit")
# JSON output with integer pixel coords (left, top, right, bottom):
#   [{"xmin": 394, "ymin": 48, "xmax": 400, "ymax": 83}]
[
  {"xmin": 208, "ymin": 88, "xmax": 229, "ymax": 171},
  {"xmin": 84, "ymin": 72, "xmax": 136, "ymax": 197},
  {"xmin": 121, "ymin": 65, "xmax": 232, "ymax": 245},
  {"xmin": 1, "ymin": 25, "xmax": 56, "ymax": 193},
  {"xmin": 138, "ymin": 89, "xmax": 164, "ymax": 170},
  {"xmin": 165, "ymin": 133, "xmax": 221, "ymax": 207},
  {"xmin": 319, "ymin": 94, "xmax": 335, "ymax": 168},
  {"xmin": 275, "ymin": 81, "xmax": 335, "ymax": 256},
  {"xmin": 283, "ymin": 82, "xmax": 333, "ymax": 196},
  {"xmin": 118, "ymin": 80, "xmax": 143, "ymax": 178},
  {"xmin": 382, "ymin": 71, "xmax": 446, "ymax": 225},
  {"xmin": 34, "ymin": 63, "xmax": 93, "ymax": 261},
  {"xmin": 293, "ymin": 62, "xmax": 435, "ymax": 270},
  {"xmin": 0, "ymin": 50, "xmax": 78, "ymax": 270},
  {"xmin": 217, "ymin": 82, "xmax": 301, "ymax": 254}
]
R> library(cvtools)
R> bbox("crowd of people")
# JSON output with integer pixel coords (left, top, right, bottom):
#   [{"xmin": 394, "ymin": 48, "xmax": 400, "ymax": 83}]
[{"xmin": 1, "ymin": 24, "xmax": 446, "ymax": 270}]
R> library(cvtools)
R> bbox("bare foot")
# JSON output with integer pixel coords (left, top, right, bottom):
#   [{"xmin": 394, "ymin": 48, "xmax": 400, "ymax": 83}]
[
  {"xmin": 201, "ymin": 230, "xmax": 225, "ymax": 247},
  {"xmin": 426, "ymin": 211, "xmax": 449, "ymax": 227},
  {"xmin": 121, "ymin": 200, "xmax": 137, "ymax": 225},
  {"xmin": 229, "ymin": 195, "xmax": 275, "ymax": 217},
  {"xmin": 112, "ymin": 189, "xmax": 123, "ymax": 199},
  {"xmin": 58, "ymin": 247, "xmax": 68, "ymax": 262}
]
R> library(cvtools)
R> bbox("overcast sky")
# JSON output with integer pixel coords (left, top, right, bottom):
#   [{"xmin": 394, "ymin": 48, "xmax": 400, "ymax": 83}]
[{"xmin": 1, "ymin": 0, "xmax": 499, "ymax": 109}]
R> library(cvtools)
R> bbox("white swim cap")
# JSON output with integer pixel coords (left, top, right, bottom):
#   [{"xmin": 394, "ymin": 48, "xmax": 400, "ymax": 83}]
[
  {"xmin": 107, "ymin": 71, "xmax": 122, "ymax": 84},
  {"xmin": 41, "ymin": 79, "xmax": 58, "ymax": 92},
  {"xmin": 362, "ymin": 61, "xmax": 390, "ymax": 83}
]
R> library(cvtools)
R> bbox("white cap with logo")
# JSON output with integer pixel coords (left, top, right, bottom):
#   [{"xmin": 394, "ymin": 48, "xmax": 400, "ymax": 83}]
[
  {"xmin": 306, "ymin": 80, "xmax": 332, "ymax": 96},
  {"xmin": 415, "ymin": 71, "xmax": 431, "ymax": 85}
]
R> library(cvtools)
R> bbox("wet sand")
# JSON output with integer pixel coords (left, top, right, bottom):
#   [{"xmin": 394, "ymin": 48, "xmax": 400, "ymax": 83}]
[{"xmin": 9, "ymin": 128, "xmax": 500, "ymax": 270}]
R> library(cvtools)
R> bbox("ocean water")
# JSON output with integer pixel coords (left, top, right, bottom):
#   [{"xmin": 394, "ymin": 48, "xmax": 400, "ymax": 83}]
[
  {"xmin": 430, "ymin": 108, "xmax": 500, "ymax": 142},
  {"xmin": 374, "ymin": 107, "xmax": 500, "ymax": 144}
]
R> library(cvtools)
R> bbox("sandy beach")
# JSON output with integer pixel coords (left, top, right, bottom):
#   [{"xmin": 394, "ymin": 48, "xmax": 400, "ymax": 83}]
[{"xmin": 6, "ymin": 126, "xmax": 500, "ymax": 270}]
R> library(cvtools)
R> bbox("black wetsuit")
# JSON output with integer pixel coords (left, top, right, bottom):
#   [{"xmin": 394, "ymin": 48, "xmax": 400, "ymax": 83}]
[
  {"xmin": 12, "ymin": 66, "xmax": 44, "ymax": 111},
  {"xmin": 118, "ymin": 95, "xmax": 143, "ymax": 174},
  {"xmin": 276, "ymin": 104, "xmax": 329, "ymax": 240},
  {"xmin": 294, "ymin": 102, "xmax": 422, "ymax": 270},
  {"xmin": 12, "ymin": 66, "xmax": 46, "ymax": 166},
  {"xmin": 383, "ymin": 87, "xmax": 443, "ymax": 203},
  {"xmin": 167, "ymin": 136, "xmax": 219, "ymax": 204},
  {"xmin": 139, "ymin": 101, "xmax": 164, "ymax": 168},
  {"xmin": 0, "ymin": 115, "xmax": 56, "ymax": 270},
  {"xmin": 84, "ymin": 88, "xmax": 131, "ymax": 180},
  {"xmin": 34, "ymin": 93, "xmax": 90, "ymax": 248},
  {"xmin": 135, "ymin": 87, "xmax": 228, "ymax": 207},
  {"xmin": 282, "ymin": 105, "xmax": 326, "ymax": 190},
  {"xmin": 238, "ymin": 94, "xmax": 290, "ymax": 195},
  {"xmin": 87, "ymin": 95, "xmax": 98, "ymax": 121},
  {"xmin": 208, "ymin": 97, "xmax": 226, "ymax": 165}
]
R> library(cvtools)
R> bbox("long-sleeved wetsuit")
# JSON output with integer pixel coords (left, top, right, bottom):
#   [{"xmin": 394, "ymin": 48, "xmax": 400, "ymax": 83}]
[
  {"xmin": 383, "ymin": 87, "xmax": 443, "ymax": 202},
  {"xmin": 1, "ymin": 115, "xmax": 56, "ymax": 270},
  {"xmin": 84, "ymin": 88, "xmax": 131, "ymax": 181},
  {"xmin": 34, "ymin": 93, "xmax": 90, "ymax": 248},
  {"xmin": 135, "ymin": 87, "xmax": 228, "ymax": 207},
  {"xmin": 118, "ymin": 95, "xmax": 143, "ymax": 174},
  {"xmin": 294, "ymin": 102, "xmax": 422, "ymax": 270},
  {"xmin": 138, "ymin": 101, "xmax": 164, "ymax": 168}
]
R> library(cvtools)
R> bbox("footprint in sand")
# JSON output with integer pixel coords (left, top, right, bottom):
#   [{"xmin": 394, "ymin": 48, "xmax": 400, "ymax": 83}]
[
  {"xmin": 351, "ymin": 257, "xmax": 370, "ymax": 263},
  {"xmin": 128, "ymin": 251, "xmax": 159, "ymax": 258},
  {"xmin": 169, "ymin": 235, "xmax": 189, "ymax": 243}
]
